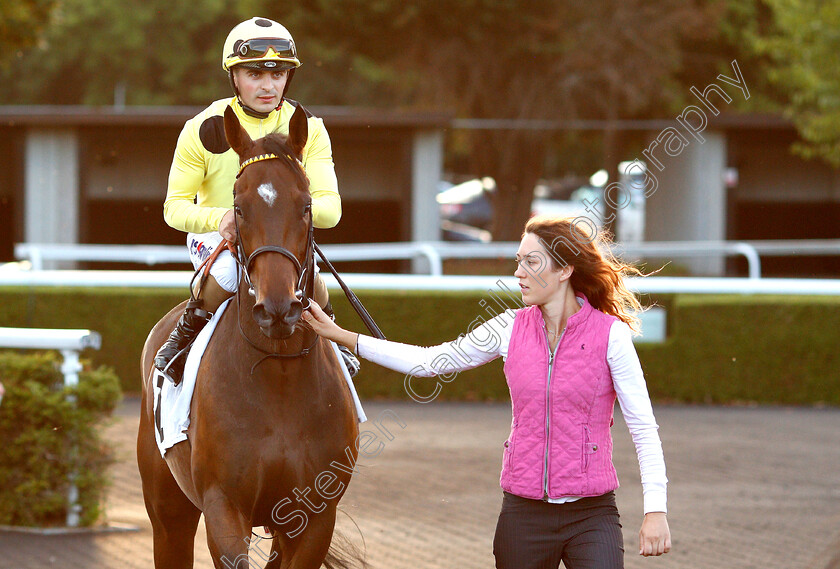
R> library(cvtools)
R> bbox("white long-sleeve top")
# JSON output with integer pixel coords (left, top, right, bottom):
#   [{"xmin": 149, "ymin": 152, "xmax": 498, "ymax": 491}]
[{"xmin": 357, "ymin": 307, "xmax": 668, "ymax": 514}]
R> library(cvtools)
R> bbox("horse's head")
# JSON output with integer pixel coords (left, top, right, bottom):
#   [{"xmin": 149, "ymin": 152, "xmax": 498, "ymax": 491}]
[{"xmin": 224, "ymin": 105, "xmax": 312, "ymax": 339}]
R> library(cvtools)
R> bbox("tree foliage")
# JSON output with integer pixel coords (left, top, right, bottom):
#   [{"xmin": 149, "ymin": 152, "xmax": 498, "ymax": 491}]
[
  {"xmin": 0, "ymin": 0, "xmax": 251, "ymax": 105},
  {"xmin": 0, "ymin": 0, "xmax": 57, "ymax": 69},
  {"xmin": 737, "ymin": 0, "xmax": 840, "ymax": 166},
  {"xmin": 279, "ymin": 0, "xmax": 725, "ymax": 238}
]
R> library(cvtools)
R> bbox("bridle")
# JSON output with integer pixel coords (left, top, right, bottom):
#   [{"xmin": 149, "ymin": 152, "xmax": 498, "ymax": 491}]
[
  {"xmin": 233, "ymin": 153, "xmax": 314, "ymax": 310},
  {"xmin": 231, "ymin": 152, "xmax": 318, "ymax": 365}
]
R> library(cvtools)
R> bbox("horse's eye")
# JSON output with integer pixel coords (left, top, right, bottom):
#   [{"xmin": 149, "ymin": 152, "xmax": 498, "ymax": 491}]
[
  {"xmin": 303, "ymin": 204, "xmax": 312, "ymax": 217},
  {"xmin": 234, "ymin": 205, "xmax": 243, "ymax": 217}
]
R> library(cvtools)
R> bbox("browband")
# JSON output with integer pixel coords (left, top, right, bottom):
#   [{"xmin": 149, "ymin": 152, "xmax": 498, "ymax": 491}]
[{"xmin": 237, "ymin": 153, "xmax": 281, "ymax": 178}]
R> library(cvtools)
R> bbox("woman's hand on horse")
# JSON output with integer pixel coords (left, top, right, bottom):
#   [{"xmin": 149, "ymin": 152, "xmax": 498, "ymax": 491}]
[
  {"xmin": 219, "ymin": 209, "xmax": 237, "ymax": 243},
  {"xmin": 303, "ymin": 302, "xmax": 360, "ymax": 351}
]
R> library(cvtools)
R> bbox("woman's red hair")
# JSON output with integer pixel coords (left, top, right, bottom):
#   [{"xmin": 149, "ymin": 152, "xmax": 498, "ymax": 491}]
[{"xmin": 524, "ymin": 216, "xmax": 644, "ymax": 334}]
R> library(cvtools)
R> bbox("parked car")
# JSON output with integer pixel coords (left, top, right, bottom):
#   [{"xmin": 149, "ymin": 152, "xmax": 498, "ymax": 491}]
[
  {"xmin": 437, "ymin": 178, "xmax": 495, "ymax": 230},
  {"xmin": 437, "ymin": 175, "xmax": 606, "ymax": 242}
]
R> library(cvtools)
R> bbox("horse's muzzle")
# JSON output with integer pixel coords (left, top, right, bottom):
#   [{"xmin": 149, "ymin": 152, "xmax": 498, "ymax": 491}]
[{"xmin": 253, "ymin": 298, "xmax": 302, "ymax": 339}]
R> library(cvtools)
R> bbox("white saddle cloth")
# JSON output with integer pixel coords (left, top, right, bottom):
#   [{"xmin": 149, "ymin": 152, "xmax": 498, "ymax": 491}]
[{"xmin": 152, "ymin": 298, "xmax": 366, "ymax": 458}]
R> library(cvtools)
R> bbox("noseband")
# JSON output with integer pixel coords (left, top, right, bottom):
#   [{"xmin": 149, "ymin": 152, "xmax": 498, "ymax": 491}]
[{"xmin": 233, "ymin": 153, "xmax": 314, "ymax": 311}]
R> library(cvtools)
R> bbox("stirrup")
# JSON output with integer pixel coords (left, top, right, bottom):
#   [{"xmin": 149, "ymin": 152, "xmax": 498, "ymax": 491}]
[
  {"xmin": 160, "ymin": 347, "xmax": 190, "ymax": 385},
  {"xmin": 338, "ymin": 344, "xmax": 360, "ymax": 378},
  {"xmin": 322, "ymin": 302, "xmax": 360, "ymax": 377}
]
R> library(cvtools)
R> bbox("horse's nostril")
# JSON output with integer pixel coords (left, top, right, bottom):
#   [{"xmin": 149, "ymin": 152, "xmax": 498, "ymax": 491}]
[
  {"xmin": 253, "ymin": 303, "xmax": 271, "ymax": 325},
  {"xmin": 284, "ymin": 300, "xmax": 302, "ymax": 325},
  {"xmin": 253, "ymin": 299, "xmax": 302, "ymax": 330}
]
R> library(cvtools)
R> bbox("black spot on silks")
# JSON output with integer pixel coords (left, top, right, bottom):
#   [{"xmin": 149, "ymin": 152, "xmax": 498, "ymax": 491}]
[
  {"xmin": 199, "ymin": 115, "xmax": 230, "ymax": 154},
  {"xmin": 255, "ymin": 18, "xmax": 272, "ymax": 27}
]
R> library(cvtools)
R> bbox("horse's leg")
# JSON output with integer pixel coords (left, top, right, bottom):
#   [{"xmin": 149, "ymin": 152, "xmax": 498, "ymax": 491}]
[
  {"xmin": 203, "ymin": 490, "xmax": 253, "ymax": 569},
  {"xmin": 275, "ymin": 507, "xmax": 339, "ymax": 569},
  {"xmin": 137, "ymin": 393, "xmax": 202, "ymax": 568},
  {"xmin": 260, "ymin": 536, "xmax": 284, "ymax": 569}
]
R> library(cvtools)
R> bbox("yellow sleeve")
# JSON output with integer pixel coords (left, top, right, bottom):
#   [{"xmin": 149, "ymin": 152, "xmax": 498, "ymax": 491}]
[
  {"xmin": 163, "ymin": 121, "xmax": 230, "ymax": 234},
  {"xmin": 304, "ymin": 117, "xmax": 341, "ymax": 229}
]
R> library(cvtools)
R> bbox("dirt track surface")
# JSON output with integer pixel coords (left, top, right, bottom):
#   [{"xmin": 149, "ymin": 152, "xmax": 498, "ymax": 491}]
[{"xmin": 1, "ymin": 398, "xmax": 839, "ymax": 569}]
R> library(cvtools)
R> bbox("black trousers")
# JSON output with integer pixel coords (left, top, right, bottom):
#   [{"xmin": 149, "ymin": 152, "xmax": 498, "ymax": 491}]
[{"xmin": 493, "ymin": 491, "xmax": 624, "ymax": 569}]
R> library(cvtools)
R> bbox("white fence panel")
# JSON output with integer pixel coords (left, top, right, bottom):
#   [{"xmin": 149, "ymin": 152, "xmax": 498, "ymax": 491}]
[
  {"xmin": 0, "ymin": 270, "xmax": 839, "ymax": 296},
  {"xmin": 15, "ymin": 240, "xmax": 840, "ymax": 279}
]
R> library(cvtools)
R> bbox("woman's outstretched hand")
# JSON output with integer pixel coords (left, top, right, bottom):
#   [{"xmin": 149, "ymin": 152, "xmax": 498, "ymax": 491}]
[{"xmin": 302, "ymin": 301, "xmax": 360, "ymax": 352}]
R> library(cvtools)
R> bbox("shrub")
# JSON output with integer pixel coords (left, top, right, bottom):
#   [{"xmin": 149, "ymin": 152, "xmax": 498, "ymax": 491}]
[{"xmin": 0, "ymin": 352, "xmax": 122, "ymax": 527}]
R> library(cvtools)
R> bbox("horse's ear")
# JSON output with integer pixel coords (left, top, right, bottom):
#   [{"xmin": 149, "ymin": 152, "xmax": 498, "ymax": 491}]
[
  {"xmin": 287, "ymin": 104, "xmax": 308, "ymax": 160},
  {"xmin": 224, "ymin": 106, "xmax": 253, "ymax": 156}
]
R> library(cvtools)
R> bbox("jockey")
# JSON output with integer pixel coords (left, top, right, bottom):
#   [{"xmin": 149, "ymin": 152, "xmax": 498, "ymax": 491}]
[{"xmin": 154, "ymin": 16, "xmax": 359, "ymax": 384}]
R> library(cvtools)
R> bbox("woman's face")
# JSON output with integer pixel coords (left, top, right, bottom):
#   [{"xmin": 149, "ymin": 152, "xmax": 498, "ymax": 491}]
[{"xmin": 514, "ymin": 232, "xmax": 566, "ymax": 306}]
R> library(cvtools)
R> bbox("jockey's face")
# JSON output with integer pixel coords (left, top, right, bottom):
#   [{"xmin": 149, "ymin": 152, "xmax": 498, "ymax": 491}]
[{"xmin": 232, "ymin": 67, "xmax": 289, "ymax": 113}]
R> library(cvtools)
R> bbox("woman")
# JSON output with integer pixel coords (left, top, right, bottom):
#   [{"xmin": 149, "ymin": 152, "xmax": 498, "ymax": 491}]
[{"xmin": 303, "ymin": 216, "xmax": 671, "ymax": 568}]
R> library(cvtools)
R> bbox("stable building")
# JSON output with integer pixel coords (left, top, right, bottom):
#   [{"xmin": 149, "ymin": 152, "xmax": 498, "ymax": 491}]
[
  {"xmin": 1, "ymin": 105, "xmax": 837, "ymax": 277},
  {"xmin": 0, "ymin": 105, "xmax": 448, "ymax": 270},
  {"xmin": 646, "ymin": 112, "xmax": 840, "ymax": 276}
]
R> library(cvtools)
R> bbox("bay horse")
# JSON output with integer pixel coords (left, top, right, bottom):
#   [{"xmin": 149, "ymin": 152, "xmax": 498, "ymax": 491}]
[{"xmin": 137, "ymin": 105, "xmax": 361, "ymax": 569}]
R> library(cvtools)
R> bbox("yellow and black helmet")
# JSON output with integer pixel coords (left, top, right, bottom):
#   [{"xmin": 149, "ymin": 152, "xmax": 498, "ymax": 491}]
[{"xmin": 222, "ymin": 17, "xmax": 302, "ymax": 72}]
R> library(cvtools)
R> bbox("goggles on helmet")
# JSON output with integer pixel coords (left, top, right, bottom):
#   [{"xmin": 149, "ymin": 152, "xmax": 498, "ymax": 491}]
[{"xmin": 233, "ymin": 38, "xmax": 296, "ymax": 60}]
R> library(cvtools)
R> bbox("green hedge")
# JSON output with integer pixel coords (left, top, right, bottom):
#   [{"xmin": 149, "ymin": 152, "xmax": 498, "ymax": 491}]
[
  {"xmin": 0, "ymin": 287, "xmax": 837, "ymax": 406},
  {"xmin": 339, "ymin": 291, "xmax": 840, "ymax": 406},
  {"xmin": 0, "ymin": 287, "xmax": 185, "ymax": 393},
  {"xmin": 635, "ymin": 294, "xmax": 840, "ymax": 406},
  {"xmin": 0, "ymin": 352, "xmax": 122, "ymax": 527}
]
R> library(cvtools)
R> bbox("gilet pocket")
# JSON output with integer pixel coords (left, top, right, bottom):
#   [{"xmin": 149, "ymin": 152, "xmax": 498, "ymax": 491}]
[
  {"xmin": 582, "ymin": 424, "xmax": 598, "ymax": 472},
  {"xmin": 503, "ymin": 420, "xmax": 517, "ymax": 472}
]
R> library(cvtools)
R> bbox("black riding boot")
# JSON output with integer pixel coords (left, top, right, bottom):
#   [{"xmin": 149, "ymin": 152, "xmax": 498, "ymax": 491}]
[
  {"xmin": 153, "ymin": 300, "xmax": 212, "ymax": 385},
  {"xmin": 323, "ymin": 302, "xmax": 361, "ymax": 378}
]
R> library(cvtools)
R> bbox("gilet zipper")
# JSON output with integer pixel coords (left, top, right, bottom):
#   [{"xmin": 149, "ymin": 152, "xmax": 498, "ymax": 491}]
[{"xmin": 542, "ymin": 327, "xmax": 565, "ymax": 499}]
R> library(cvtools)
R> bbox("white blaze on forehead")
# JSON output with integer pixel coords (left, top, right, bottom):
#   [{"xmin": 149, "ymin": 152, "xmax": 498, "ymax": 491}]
[{"xmin": 257, "ymin": 182, "xmax": 277, "ymax": 207}]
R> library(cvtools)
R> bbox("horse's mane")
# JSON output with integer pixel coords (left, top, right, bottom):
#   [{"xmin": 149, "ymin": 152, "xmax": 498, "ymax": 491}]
[{"xmin": 260, "ymin": 134, "xmax": 310, "ymax": 192}]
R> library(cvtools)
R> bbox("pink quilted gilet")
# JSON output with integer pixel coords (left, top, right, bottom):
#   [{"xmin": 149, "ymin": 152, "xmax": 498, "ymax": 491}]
[{"xmin": 500, "ymin": 295, "xmax": 619, "ymax": 500}]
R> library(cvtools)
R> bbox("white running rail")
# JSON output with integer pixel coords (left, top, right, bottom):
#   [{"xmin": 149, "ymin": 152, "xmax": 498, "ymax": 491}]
[
  {"xmin": 0, "ymin": 270, "xmax": 839, "ymax": 295},
  {"xmin": 15, "ymin": 240, "xmax": 840, "ymax": 278}
]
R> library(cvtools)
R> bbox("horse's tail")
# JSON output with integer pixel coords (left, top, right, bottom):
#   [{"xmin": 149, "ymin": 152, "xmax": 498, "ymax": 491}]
[{"xmin": 323, "ymin": 528, "xmax": 367, "ymax": 569}]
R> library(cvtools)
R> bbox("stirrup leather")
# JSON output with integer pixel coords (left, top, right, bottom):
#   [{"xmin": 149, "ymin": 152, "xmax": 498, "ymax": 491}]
[{"xmin": 154, "ymin": 302, "xmax": 212, "ymax": 385}]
